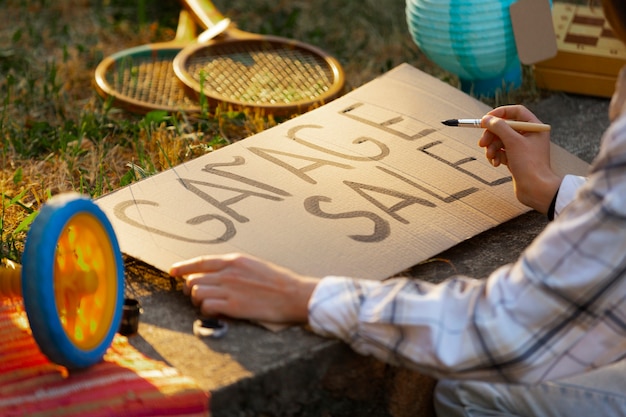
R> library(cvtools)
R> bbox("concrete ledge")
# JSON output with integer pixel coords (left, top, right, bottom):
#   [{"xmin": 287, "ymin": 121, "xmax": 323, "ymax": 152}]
[{"xmin": 126, "ymin": 210, "xmax": 546, "ymax": 417}]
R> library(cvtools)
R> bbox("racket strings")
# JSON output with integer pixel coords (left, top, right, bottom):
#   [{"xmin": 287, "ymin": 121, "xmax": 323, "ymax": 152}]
[
  {"xmin": 185, "ymin": 43, "xmax": 336, "ymax": 105},
  {"xmin": 106, "ymin": 54, "xmax": 198, "ymax": 110}
]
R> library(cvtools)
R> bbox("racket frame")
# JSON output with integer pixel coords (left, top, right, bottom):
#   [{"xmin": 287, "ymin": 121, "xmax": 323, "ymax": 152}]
[
  {"xmin": 176, "ymin": 0, "xmax": 345, "ymax": 115},
  {"xmin": 94, "ymin": 10, "xmax": 205, "ymax": 115}
]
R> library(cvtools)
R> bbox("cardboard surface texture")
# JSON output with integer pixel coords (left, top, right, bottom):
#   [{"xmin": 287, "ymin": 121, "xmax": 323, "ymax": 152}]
[{"xmin": 96, "ymin": 64, "xmax": 589, "ymax": 281}]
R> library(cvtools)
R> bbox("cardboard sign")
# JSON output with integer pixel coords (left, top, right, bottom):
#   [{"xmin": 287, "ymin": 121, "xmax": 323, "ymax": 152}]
[
  {"xmin": 510, "ymin": 0, "xmax": 558, "ymax": 65},
  {"xmin": 96, "ymin": 64, "xmax": 589, "ymax": 280}
]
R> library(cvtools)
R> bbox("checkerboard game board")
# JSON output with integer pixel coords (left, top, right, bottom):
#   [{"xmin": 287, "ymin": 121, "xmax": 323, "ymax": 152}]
[{"xmin": 534, "ymin": 2, "xmax": 626, "ymax": 97}]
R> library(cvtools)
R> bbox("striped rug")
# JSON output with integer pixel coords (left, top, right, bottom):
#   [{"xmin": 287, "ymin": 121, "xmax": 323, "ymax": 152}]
[{"xmin": 0, "ymin": 300, "xmax": 210, "ymax": 417}]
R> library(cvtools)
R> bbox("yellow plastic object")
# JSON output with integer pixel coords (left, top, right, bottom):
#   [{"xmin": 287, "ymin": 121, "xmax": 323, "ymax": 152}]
[
  {"xmin": 0, "ymin": 214, "xmax": 117, "ymax": 351},
  {"xmin": 53, "ymin": 212, "xmax": 119, "ymax": 350},
  {"xmin": 0, "ymin": 193, "xmax": 124, "ymax": 369}
]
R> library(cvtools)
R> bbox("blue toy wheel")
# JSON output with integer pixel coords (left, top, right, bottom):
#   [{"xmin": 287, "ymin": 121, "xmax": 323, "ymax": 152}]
[{"xmin": 22, "ymin": 193, "xmax": 124, "ymax": 369}]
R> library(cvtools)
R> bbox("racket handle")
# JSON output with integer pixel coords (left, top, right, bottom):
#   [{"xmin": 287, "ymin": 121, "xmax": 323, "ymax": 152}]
[
  {"xmin": 180, "ymin": 0, "xmax": 227, "ymax": 30},
  {"xmin": 175, "ymin": 10, "xmax": 198, "ymax": 42}
]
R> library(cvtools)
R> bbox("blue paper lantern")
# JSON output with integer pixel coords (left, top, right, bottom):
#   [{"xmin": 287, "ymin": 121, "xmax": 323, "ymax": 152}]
[{"xmin": 406, "ymin": 0, "xmax": 522, "ymax": 97}]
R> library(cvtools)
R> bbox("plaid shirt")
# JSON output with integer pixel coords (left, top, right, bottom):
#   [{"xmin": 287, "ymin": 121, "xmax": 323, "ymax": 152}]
[{"xmin": 308, "ymin": 114, "xmax": 626, "ymax": 384}]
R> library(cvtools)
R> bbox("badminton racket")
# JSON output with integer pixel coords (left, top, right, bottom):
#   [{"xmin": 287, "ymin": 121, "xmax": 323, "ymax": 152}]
[
  {"xmin": 94, "ymin": 10, "xmax": 226, "ymax": 114},
  {"xmin": 174, "ymin": 0, "xmax": 346, "ymax": 115}
]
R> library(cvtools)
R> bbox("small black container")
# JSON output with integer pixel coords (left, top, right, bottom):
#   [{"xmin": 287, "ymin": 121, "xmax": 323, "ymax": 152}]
[{"xmin": 119, "ymin": 298, "xmax": 141, "ymax": 336}]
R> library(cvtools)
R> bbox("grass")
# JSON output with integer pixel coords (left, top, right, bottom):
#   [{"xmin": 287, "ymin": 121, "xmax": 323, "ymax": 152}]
[{"xmin": 0, "ymin": 0, "xmax": 547, "ymax": 263}]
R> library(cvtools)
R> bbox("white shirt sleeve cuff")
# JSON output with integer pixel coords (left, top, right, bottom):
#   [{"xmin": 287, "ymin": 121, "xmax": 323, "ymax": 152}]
[{"xmin": 555, "ymin": 174, "xmax": 586, "ymax": 218}]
